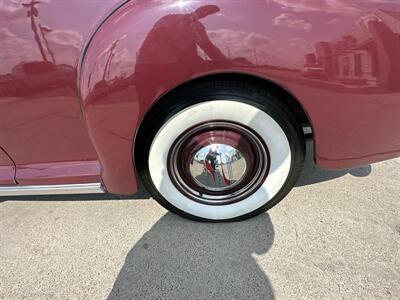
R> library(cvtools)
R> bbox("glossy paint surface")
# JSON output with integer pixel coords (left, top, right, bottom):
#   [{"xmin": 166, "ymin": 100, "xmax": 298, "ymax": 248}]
[
  {"xmin": 0, "ymin": 0, "xmax": 122, "ymax": 185},
  {"xmin": 0, "ymin": 147, "xmax": 15, "ymax": 185},
  {"xmin": 1, "ymin": 0, "xmax": 400, "ymax": 194},
  {"xmin": 81, "ymin": 0, "xmax": 400, "ymax": 193}
]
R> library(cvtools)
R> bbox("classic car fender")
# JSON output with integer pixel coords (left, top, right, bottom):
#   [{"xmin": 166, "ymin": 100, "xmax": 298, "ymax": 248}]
[{"xmin": 79, "ymin": 1, "xmax": 400, "ymax": 195}]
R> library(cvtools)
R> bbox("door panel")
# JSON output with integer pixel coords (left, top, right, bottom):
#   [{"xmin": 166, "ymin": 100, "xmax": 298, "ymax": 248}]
[{"xmin": 0, "ymin": 0, "xmax": 122, "ymax": 185}]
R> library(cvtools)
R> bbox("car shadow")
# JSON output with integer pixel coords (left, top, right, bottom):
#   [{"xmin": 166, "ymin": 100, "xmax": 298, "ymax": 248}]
[
  {"xmin": 108, "ymin": 212, "xmax": 275, "ymax": 300},
  {"xmin": 296, "ymin": 141, "xmax": 372, "ymax": 187}
]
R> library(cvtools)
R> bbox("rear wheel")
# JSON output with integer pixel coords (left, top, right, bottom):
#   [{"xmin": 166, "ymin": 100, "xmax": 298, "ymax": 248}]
[{"xmin": 136, "ymin": 81, "xmax": 305, "ymax": 222}]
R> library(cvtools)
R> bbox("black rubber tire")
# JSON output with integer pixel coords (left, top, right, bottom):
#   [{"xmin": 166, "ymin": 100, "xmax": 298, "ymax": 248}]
[{"xmin": 135, "ymin": 80, "xmax": 305, "ymax": 222}]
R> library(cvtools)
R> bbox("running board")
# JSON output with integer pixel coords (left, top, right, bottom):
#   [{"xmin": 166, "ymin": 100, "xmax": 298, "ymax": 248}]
[{"xmin": 0, "ymin": 183, "xmax": 105, "ymax": 196}]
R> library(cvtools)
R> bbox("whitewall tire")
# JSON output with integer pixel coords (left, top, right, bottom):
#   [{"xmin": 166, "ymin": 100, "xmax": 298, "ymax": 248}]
[{"xmin": 136, "ymin": 81, "xmax": 305, "ymax": 222}]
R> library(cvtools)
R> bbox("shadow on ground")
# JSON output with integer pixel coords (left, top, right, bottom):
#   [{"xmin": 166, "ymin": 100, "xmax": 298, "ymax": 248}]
[
  {"xmin": 296, "ymin": 141, "xmax": 371, "ymax": 186},
  {"xmin": 108, "ymin": 212, "xmax": 275, "ymax": 299}
]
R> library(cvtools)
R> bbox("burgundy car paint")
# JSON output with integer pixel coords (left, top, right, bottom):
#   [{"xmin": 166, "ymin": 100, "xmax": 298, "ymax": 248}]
[
  {"xmin": 1, "ymin": 0, "xmax": 399, "ymax": 194},
  {"xmin": 0, "ymin": 0, "xmax": 122, "ymax": 186},
  {"xmin": 0, "ymin": 147, "xmax": 15, "ymax": 185}
]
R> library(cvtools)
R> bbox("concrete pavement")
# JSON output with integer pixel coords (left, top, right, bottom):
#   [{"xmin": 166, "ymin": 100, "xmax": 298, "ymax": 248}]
[{"xmin": 1, "ymin": 144, "xmax": 399, "ymax": 299}]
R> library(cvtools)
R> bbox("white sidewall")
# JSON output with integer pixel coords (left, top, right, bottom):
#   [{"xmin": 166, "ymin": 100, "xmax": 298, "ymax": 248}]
[{"xmin": 148, "ymin": 101, "xmax": 291, "ymax": 220}]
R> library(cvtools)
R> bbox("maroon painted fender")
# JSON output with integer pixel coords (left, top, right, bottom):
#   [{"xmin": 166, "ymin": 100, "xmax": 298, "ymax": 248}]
[
  {"xmin": 1, "ymin": 0, "xmax": 399, "ymax": 194},
  {"xmin": 80, "ymin": 1, "xmax": 400, "ymax": 194}
]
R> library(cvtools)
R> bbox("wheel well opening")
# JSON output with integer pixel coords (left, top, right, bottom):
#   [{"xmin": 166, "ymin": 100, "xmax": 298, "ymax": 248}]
[{"xmin": 135, "ymin": 72, "xmax": 312, "ymax": 171}]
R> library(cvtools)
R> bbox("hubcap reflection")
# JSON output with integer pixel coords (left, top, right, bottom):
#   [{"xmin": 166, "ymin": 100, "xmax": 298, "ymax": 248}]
[
  {"xmin": 189, "ymin": 143, "xmax": 247, "ymax": 191},
  {"xmin": 168, "ymin": 122, "xmax": 270, "ymax": 205}
]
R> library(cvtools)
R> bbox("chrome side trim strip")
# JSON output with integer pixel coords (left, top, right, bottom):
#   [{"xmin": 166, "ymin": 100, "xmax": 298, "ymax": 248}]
[{"xmin": 0, "ymin": 183, "xmax": 105, "ymax": 196}]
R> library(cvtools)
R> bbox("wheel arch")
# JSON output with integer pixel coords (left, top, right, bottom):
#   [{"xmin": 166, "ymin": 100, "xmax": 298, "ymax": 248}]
[
  {"xmin": 78, "ymin": 1, "xmax": 317, "ymax": 195},
  {"xmin": 135, "ymin": 72, "xmax": 313, "ymax": 173}
]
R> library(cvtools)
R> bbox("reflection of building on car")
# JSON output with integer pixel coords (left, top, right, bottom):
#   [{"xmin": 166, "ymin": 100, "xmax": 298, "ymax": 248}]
[
  {"xmin": 304, "ymin": 9, "xmax": 400, "ymax": 90},
  {"xmin": 302, "ymin": 55, "xmax": 328, "ymax": 81}
]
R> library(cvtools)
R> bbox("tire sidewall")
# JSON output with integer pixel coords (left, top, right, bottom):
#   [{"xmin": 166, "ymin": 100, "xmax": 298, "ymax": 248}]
[{"xmin": 138, "ymin": 85, "xmax": 304, "ymax": 222}]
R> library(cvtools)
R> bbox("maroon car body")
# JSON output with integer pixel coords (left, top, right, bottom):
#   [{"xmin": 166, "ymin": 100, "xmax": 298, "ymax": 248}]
[{"xmin": 1, "ymin": 0, "xmax": 399, "ymax": 195}]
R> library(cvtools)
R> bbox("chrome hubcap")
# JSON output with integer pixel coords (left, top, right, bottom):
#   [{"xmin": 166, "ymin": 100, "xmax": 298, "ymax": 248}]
[
  {"xmin": 189, "ymin": 143, "xmax": 247, "ymax": 192},
  {"xmin": 168, "ymin": 122, "xmax": 269, "ymax": 205}
]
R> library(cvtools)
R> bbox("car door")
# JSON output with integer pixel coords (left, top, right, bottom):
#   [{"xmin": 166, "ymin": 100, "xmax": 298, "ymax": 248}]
[{"xmin": 0, "ymin": 0, "xmax": 122, "ymax": 185}]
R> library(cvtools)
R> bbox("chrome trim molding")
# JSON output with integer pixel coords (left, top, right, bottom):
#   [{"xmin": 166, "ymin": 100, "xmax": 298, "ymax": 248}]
[{"xmin": 0, "ymin": 183, "xmax": 105, "ymax": 196}]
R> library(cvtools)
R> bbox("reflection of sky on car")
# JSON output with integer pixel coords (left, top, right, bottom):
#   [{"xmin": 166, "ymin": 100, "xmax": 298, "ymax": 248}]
[{"xmin": 194, "ymin": 143, "xmax": 237, "ymax": 164}]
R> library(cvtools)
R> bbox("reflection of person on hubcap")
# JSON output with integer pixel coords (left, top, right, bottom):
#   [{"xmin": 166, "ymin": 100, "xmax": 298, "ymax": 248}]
[
  {"xmin": 205, "ymin": 146, "xmax": 219, "ymax": 171},
  {"xmin": 204, "ymin": 146, "xmax": 219, "ymax": 184}
]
